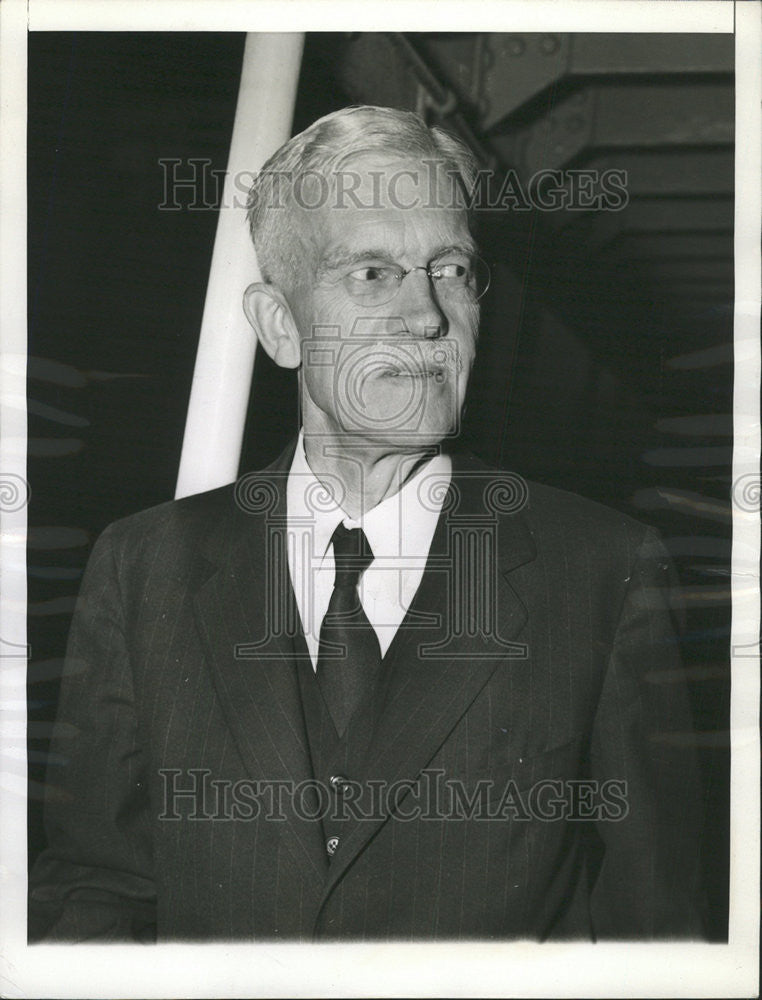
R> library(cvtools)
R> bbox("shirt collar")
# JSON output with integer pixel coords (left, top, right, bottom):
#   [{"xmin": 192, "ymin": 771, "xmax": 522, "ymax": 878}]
[{"xmin": 287, "ymin": 431, "xmax": 451, "ymax": 563}]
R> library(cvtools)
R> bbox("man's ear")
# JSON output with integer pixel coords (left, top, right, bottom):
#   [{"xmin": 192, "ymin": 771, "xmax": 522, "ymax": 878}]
[{"xmin": 243, "ymin": 283, "xmax": 301, "ymax": 370}]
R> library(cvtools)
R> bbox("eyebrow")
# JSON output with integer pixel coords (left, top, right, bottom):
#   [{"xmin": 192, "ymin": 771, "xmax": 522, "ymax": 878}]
[{"xmin": 317, "ymin": 241, "xmax": 478, "ymax": 278}]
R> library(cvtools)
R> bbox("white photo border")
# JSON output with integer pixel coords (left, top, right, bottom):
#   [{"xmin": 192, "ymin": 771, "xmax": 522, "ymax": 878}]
[{"xmin": 1, "ymin": 1, "xmax": 759, "ymax": 997}]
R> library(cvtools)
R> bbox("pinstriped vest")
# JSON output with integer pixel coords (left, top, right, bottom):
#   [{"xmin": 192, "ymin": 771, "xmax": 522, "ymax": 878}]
[{"xmin": 293, "ymin": 624, "xmax": 394, "ymax": 867}]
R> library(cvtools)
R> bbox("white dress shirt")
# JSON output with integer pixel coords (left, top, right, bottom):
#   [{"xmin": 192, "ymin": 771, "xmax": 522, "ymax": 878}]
[{"xmin": 286, "ymin": 432, "xmax": 452, "ymax": 668}]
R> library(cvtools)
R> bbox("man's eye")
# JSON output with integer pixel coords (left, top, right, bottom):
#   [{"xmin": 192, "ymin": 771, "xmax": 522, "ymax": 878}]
[
  {"xmin": 346, "ymin": 266, "xmax": 390, "ymax": 283},
  {"xmin": 431, "ymin": 261, "xmax": 469, "ymax": 280}
]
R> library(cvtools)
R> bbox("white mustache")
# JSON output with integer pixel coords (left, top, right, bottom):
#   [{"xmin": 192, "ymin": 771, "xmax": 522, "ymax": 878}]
[{"xmin": 351, "ymin": 339, "xmax": 463, "ymax": 377}]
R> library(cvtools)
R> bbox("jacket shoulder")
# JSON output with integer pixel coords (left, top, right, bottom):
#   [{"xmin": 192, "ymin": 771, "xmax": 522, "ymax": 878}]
[
  {"xmin": 103, "ymin": 481, "xmax": 238, "ymax": 551},
  {"xmin": 452, "ymin": 450, "xmax": 653, "ymax": 550},
  {"xmin": 523, "ymin": 478, "xmax": 649, "ymax": 540}
]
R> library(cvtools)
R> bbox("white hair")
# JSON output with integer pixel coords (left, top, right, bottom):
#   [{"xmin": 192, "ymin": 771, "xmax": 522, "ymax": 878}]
[{"xmin": 246, "ymin": 105, "xmax": 479, "ymax": 291}]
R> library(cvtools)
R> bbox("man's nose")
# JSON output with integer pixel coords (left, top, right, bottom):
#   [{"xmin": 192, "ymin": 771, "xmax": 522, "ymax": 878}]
[{"xmin": 396, "ymin": 268, "xmax": 448, "ymax": 339}]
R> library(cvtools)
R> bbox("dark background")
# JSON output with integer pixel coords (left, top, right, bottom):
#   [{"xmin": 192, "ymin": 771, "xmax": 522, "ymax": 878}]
[{"xmin": 27, "ymin": 31, "xmax": 733, "ymax": 939}]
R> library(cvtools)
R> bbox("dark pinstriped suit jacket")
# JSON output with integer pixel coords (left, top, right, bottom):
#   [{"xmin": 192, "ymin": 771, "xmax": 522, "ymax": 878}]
[{"xmin": 29, "ymin": 444, "xmax": 707, "ymax": 941}]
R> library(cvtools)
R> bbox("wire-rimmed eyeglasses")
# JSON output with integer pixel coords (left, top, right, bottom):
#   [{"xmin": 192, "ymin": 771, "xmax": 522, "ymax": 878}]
[{"xmin": 338, "ymin": 251, "xmax": 491, "ymax": 307}]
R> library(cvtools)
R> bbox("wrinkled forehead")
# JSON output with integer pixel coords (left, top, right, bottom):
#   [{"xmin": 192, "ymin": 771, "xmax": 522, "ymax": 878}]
[{"xmin": 291, "ymin": 153, "xmax": 473, "ymax": 269}]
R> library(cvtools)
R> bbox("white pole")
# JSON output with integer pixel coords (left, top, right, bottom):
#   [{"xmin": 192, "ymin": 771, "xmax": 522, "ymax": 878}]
[{"xmin": 175, "ymin": 32, "xmax": 304, "ymax": 499}]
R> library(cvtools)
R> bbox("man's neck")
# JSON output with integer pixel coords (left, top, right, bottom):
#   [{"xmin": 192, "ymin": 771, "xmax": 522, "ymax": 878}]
[{"xmin": 302, "ymin": 432, "xmax": 438, "ymax": 519}]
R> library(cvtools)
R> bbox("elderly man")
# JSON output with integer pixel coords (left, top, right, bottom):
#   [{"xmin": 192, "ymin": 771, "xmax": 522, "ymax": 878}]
[{"xmin": 30, "ymin": 106, "xmax": 706, "ymax": 942}]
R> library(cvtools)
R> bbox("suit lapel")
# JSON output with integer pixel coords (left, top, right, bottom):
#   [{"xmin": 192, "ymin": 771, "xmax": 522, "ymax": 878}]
[
  {"xmin": 189, "ymin": 442, "xmax": 538, "ymax": 904},
  {"xmin": 191, "ymin": 443, "xmax": 328, "ymax": 887},
  {"xmin": 319, "ymin": 453, "xmax": 537, "ymax": 901}
]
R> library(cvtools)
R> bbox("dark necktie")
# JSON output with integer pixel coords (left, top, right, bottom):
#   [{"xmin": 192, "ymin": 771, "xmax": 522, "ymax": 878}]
[{"xmin": 317, "ymin": 523, "xmax": 382, "ymax": 736}]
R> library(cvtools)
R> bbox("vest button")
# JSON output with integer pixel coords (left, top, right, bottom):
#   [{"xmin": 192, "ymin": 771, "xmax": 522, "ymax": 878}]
[
  {"xmin": 326, "ymin": 836, "xmax": 340, "ymax": 856},
  {"xmin": 329, "ymin": 774, "xmax": 348, "ymax": 791}
]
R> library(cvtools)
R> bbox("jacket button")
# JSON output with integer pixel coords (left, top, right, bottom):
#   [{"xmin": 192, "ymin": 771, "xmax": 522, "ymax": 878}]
[
  {"xmin": 326, "ymin": 836, "xmax": 340, "ymax": 856},
  {"xmin": 329, "ymin": 774, "xmax": 348, "ymax": 791}
]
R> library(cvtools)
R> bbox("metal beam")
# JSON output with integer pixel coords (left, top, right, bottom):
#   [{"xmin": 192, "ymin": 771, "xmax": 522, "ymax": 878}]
[
  {"xmin": 453, "ymin": 31, "xmax": 734, "ymax": 130},
  {"xmin": 581, "ymin": 150, "xmax": 733, "ymax": 197},
  {"xmin": 573, "ymin": 197, "xmax": 733, "ymax": 252},
  {"xmin": 337, "ymin": 33, "xmax": 497, "ymax": 168},
  {"xmin": 491, "ymin": 82, "xmax": 732, "ymax": 175},
  {"xmin": 570, "ymin": 32, "xmax": 734, "ymax": 76}
]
